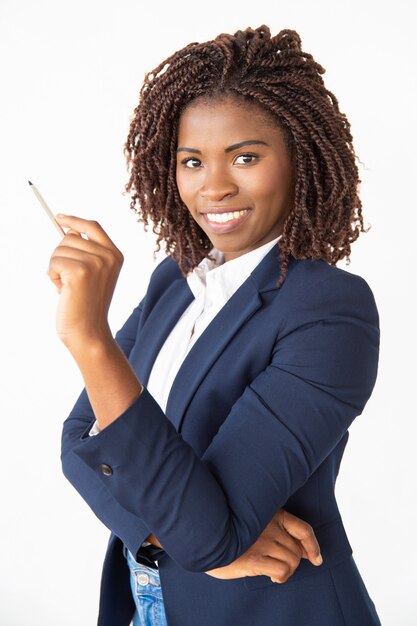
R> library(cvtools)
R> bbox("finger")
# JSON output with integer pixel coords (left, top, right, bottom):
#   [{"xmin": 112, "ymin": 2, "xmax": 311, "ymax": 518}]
[
  {"xmin": 47, "ymin": 270, "xmax": 62, "ymax": 293},
  {"xmin": 55, "ymin": 214, "xmax": 116, "ymax": 249},
  {"xmin": 265, "ymin": 512, "xmax": 303, "ymax": 559},
  {"xmin": 49, "ymin": 247, "xmax": 106, "ymax": 281},
  {"xmin": 56, "ymin": 233, "xmax": 117, "ymax": 261},
  {"xmin": 48, "ymin": 255, "xmax": 87, "ymax": 286},
  {"xmin": 263, "ymin": 541, "xmax": 301, "ymax": 573},
  {"xmin": 257, "ymin": 556, "xmax": 293, "ymax": 584},
  {"xmin": 271, "ymin": 529, "xmax": 303, "ymax": 560},
  {"xmin": 280, "ymin": 511, "xmax": 322, "ymax": 566}
]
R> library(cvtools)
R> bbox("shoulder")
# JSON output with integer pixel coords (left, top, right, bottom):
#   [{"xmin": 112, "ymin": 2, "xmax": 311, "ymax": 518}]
[
  {"xmin": 137, "ymin": 255, "xmax": 184, "ymax": 314},
  {"xmin": 150, "ymin": 254, "xmax": 182, "ymax": 280},
  {"xmin": 146, "ymin": 255, "xmax": 183, "ymax": 291},
  {"xmin": 125, "ymin": 255, "xmax": 183, "ymax": 332},
  {"xmin": 282, "ymin": 256, "xmax": 379, "ymax": 326},
  {"xmin": 289, "ymin": 255, "xmax": 373, "ymax": 292}
]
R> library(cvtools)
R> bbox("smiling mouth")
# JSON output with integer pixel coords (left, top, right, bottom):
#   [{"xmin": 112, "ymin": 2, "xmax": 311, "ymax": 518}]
[
  {"xmin": 204, "ymin": 209, "xmax": 250, "ymax": 223},
  {"xmin": 201, "ymin": 208, "xmax": 252, "ymax": 233}
]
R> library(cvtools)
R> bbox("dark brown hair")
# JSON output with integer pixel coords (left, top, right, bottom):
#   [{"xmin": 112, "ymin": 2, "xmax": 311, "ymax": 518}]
[{"xmin": 125, "ymin": 25, "xmax": 368, "ymax": 287}]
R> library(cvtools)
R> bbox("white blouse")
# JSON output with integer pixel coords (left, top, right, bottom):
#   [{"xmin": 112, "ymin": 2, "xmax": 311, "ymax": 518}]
[{"xmin": 147, "ymin": 234, "xmax": 282, "ymax": 413}]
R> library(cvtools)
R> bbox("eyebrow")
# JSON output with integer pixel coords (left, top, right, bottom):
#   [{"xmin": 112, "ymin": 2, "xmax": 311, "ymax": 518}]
[{"xmin": 176, "ymin": 140, "xmax": 269, "ymax": 154}]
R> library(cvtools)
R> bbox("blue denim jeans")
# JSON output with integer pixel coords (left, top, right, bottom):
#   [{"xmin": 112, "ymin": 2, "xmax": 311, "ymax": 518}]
[{"xmin": 125, "ymin": 548, "xmax": 168, "ymax": 626}]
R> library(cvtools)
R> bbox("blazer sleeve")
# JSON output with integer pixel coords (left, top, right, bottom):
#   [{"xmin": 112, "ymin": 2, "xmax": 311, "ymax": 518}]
[
  {"xmin": 60, "ymin": 297, "xmax": 156, "ymax": 546},
  {"xmin": 61, "ymin": 271, "xmax": 380, "ymax": 573}
]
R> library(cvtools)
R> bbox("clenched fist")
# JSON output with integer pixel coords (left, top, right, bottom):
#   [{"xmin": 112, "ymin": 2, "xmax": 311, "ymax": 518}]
[{"xmin": 48, "ymin": 215, "xmax": 123, "ymax": 351}]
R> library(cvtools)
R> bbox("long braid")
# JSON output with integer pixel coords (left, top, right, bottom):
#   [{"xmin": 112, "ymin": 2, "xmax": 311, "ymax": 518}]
[{"xmin": 124, "ymin": 25, "xmax": 368, "ymax": 287}]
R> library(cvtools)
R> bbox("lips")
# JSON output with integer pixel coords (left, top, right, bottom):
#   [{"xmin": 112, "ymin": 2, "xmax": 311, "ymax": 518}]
[{"xmin": 201, "ymin": 208, "xmax": 252, "ymax": 234}]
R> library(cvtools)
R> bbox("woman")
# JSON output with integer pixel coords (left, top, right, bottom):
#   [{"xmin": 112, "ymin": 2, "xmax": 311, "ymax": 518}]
[{"xmin": 50, "ymin": 25, "xmax": 381, "ymax": 625}]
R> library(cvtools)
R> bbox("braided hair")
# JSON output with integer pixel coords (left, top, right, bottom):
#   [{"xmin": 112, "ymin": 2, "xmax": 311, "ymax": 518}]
[{"xmin": 125, "ymin": 25, "xmax": 368, "ymax": 287}]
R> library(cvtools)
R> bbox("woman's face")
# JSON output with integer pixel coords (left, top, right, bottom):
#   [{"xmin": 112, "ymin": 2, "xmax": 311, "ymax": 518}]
[{"xmin": 176, "ymin": 97, "xmax": 294, "ymax": 262}]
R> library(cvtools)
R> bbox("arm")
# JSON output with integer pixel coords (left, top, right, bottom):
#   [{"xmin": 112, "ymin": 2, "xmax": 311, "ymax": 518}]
[
  {"xmin": 53, "ymin": 217, "xmax": 380, "ymax": 573},
  {"xmin": 47, "ymin": 215, "xmax": 141, "ymax": 429},
  {"xmin": 148, "ymin": 509, "xmax": 322, "ymax": 582}
]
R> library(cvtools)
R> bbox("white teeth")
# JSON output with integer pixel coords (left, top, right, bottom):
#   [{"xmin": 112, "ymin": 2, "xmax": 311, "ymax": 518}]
[{"xmin": 206, "ymin": 209, "xmax": 249, "ymax": 223}]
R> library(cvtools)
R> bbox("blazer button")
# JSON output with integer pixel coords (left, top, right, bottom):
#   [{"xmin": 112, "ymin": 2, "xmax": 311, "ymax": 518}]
[{"xmin": 99, "ymin": 463, "xmax": 113, "ymax": 476}]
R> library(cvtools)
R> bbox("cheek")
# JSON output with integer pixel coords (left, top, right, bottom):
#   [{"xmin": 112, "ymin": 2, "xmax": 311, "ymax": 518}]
[
  {"xmin": 252, "ymin": 163, "xmax": 293, "ymax": 207},
  {"xmin": 176, "ymin": 168, "xmax": 195, "ymax": 205}
]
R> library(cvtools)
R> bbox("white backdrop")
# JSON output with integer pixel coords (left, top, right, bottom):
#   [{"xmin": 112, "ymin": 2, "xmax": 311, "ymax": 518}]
[{"xmin": 1, "ymin": 1, "xmax": 416, "ymax": 624}]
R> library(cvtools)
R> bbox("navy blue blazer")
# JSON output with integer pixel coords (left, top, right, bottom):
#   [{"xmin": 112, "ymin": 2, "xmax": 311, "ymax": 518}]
[{"xmin": 61, "ymin": 242, "xmax": 381, "ymax": 625}]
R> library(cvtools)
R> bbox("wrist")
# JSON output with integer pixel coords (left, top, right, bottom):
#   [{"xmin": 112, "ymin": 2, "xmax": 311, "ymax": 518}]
[
  {"xmin": 68, "ymin": 331, "xmax": 143, "ymax": 430},
  {"xmin": 65, "ymin": 325, "xmax": 115, "ymax": 361}
]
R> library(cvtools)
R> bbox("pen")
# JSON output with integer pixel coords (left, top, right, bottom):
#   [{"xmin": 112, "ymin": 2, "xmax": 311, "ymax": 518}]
[{"xmin": 28, "ymin": 180, "xmax": 65, "ymax": 237}]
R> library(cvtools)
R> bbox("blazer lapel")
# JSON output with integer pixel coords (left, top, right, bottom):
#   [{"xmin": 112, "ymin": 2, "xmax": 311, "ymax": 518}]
[
  {"xmin": 166, "ymin": 244, "xmax": 283, "ymax": 431},
  {"xmin": 130, "ymin": 278, "xmax": 195, "ymax": 385}
]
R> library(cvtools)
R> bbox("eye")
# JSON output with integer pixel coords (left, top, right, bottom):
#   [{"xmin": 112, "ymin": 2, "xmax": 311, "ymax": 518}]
[
  {"xmin": 234, "ymin": 153, "xmax": 258, "ymax": 165},
  {"xmin": 180, "ymin": 157, "xmax": 202, "ymax": 169}
]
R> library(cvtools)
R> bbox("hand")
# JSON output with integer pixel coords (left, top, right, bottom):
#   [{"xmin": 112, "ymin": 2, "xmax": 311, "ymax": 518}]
[
  {"xmin": 48, "ymin": 215, "xmax": 123, "ymax": 351},
  {"xmin": 205, "ymin": 508, "xmax": 322, "ymax": 583},
  {"xmin": 146, "ymin": 533, "xmax": 163, "ymax": 548}
]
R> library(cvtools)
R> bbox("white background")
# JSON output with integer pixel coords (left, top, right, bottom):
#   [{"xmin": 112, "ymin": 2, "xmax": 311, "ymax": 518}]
[{"xmin": 1, "ymin": 1, "xmax": 416, "ymax": 624}]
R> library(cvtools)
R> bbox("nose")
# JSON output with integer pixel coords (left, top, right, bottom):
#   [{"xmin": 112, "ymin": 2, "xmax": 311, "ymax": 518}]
[{"xmin": 199, "ymin": 168, "xmax": 238, "ymax": 202}]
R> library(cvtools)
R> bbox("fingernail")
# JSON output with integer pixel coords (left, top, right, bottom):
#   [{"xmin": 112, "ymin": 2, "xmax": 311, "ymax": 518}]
[
  {"xmin": 316, "ymin": 554, "xmax": 323, "ymax": 565},
  {"xmin": 55, "ymin": 213, "xmax": 65, "ymax": 219}
]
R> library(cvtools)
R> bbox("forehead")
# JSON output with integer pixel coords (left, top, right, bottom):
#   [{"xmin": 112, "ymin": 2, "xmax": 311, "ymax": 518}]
[{"xmin": 177, "ymin": 97, "xmax": 283, "ymax": 144}]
